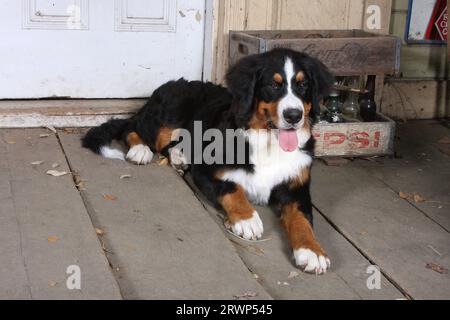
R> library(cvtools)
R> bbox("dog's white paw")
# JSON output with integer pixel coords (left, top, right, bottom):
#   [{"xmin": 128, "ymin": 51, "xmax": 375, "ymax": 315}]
[
  {"xmin": 231, "ymin": 211, "xmax": 264, "ymax": 240},
  {"xmin": 126, "ymin": 144, "xmax": 153, "ymax": 165},
  {"xmin": 169, "ymin": 147, "xmax": 189, "ymax": 170},
  {"xmin": 294, "ymin": 248, "xmax": 330, "ymax": 275}
]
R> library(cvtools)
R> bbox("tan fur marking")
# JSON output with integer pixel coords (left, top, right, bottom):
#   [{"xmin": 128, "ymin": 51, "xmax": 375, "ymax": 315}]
[
  {"xmin": 155, "ymin": 127, "xmax": 175, "ymax": 152},
  {"xmin": 126, "ymin": 132, "xmax": 145, "ymax": 148},
  {"xmin": 303, "ymin": 102, "xmax": 312, "ymax": 129},
  {"xmin": 303, "ymin": 102, "xmax": 312, "ymax": 116},
  {"xmin": 289, "ymin": 167, "xmax": 311, "ymax": 189},
  {"xmin": 249, "ymin": 100, "xmax": 280, "ymax": 129},
  {"xmin": 215, "ymin": 169, "xmax": 226, "ymax": 180},
  {"xmin": 296, "ymin": 71, "xmax": 305, "ymax": 82},
  {"xmin": 219, "ymin": 185, "xmax": 255, "ymax": 224},
  {"xmin": 273, "ymin": 73, "xmax": 283, "ymax": 84},
  {"xmin": 281, "ymin": 203, "xmax": 326, "ymax": 256}
]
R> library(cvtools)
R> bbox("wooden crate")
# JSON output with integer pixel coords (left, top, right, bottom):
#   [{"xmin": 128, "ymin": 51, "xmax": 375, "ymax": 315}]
[
  {"xmin": 229, "ymin": 30, "xmax": 401, "ymax": 76},
  {"xmin": 229, "ymin": 30, "xmax": 398, "ymax": 157},
  {"xmin": 313, "ymin": 114, "xmax": 395, "ymax": 157}
]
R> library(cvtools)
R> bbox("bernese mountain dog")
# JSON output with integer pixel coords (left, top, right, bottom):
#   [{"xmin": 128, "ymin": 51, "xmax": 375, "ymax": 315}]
[{"xmin": 82, "ymin": 48, "xmax": 333, "ymax": 274}]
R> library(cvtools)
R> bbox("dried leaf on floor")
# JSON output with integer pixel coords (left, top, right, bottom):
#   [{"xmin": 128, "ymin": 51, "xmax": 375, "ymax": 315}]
[
  {"xmin": 74, "ymin": 175, "xmax": 86, "ymax": 184},
  {"xmin": 5, "ymin": 140, "xmax": 16, "ymax": 144},
  {"xmin": 95, "ymin": 228, "xmax": 104, "ymax": 236},
  {"xmin": 52, "ymin": 163, "xmax": 60, "ymax": 168},
  {"xmin": 158, "ymin": 157, "xmax": 169, "ymax": 166},
  {"xmin": 100, "ymin": 238, "xmax": 113, "ymax": 254},
  {"xmin": 76, "ymin": 181, "xmax": 85, "ymax": 189},
  {"xmin": 48, "ymin": 281, "xmax": 57, "ymax": 287},
  {"xmin": 399, "ymin": 191, "xmax": 409, "ymax": 199},
  {"xmin": 120, "ymin": 174, "xmax": 132, "ymax": 180},
  {"xmin": 233, "ymin": 292, "xmax": 258, "ymax": 300},
  {"xmin": 63, "ymin": 128, "xmax": 75, "ymax": 134},
  {"xmin": 103, "ymin": 194, "xmax": 117, "ymax": 201},
  {"xmin": 39, "ymin": 134, "xmax": 50, "ymax": 138},
  {"xmin": 47, "ymin": 236, "xmax": 58, "ymax": 243},
  {"xmin": 288, "ymin": 271, "xmax": 300, "ymax": 279},
  {"xmin": 31, "ymin": 161, "xmax": 44, "ymax": 165},
  {"xmin": 426, "ymin": 263, "xmax": 448, "ymax": 274},
  {"xmin": 46, "ymin": 170, "xmax": 69, "ymax": 177},
  {"xmin": 44, "ymin": 125, "xmax": 57, "ymax": 133},
  {"xmin": 413, "ymin": 194, "xmax": 425, "ymax": 203}
]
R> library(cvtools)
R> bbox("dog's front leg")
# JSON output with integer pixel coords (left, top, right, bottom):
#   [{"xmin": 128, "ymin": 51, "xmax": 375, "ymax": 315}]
[
  {"xmin": 219, "ymin": 184, "xmax": 264, "ymax": 240},
  {"xmin": 281, "ymin": 202, "xmax": 330, "ymax": 274}
]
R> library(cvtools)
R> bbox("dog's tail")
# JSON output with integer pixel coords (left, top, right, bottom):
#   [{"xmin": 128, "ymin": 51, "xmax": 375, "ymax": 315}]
[{"xmin": 82, "ymin": 118, "xmax": 130, "ymax": 160}]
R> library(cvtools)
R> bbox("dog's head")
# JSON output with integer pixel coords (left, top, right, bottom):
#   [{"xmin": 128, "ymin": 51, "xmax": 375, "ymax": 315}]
[{"xmin": 226, "ymin": 48, "xmax": 332, "ymax": 151}]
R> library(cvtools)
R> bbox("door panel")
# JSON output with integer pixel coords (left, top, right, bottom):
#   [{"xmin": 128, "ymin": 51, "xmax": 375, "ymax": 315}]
[
  {"xmin": 23, "ymin": 0, "xmax": 89, "ymax": 30},
  {"xmin": 115, "ymin": 0, "xmax": 177, "ymax": 32},
  {"xmin": 0, "ymin": 0, "xmax": 205, "ymax": 99},
  {"xmin": 126, "ymin": 0, "xmax": 164, "ymax": 18}
]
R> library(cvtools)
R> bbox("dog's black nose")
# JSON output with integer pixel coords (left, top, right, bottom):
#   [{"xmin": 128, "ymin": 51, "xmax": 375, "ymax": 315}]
[{"xmin": 283, "ymin": 108, "xmax": 303, "ymax": 124}]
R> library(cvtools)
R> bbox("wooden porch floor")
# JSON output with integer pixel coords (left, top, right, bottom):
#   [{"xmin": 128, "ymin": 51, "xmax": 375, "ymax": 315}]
[{"xmin": 0, "ymin": 120, "xmax": 449, "ymax": 299}]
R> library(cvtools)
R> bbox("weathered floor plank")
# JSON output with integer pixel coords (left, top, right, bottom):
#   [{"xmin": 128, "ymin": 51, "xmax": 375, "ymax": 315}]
[
  {"xmin": 59, "ymin": 131, "xmax": 271, "ymax": 300},
  {"xmin": 185, "ymin": 175, "xmax": 403, "ymax": 300},
  {"xmin": 0, "ymin": 129, "xmax": 121, "ymax": 299},
  {"xmin": 357, "ymin": 120, "xmax": 450, "ymax": 231},
  {"xmin": 311, "ymin": 161, "xmax": 450, "ymax": 300}
]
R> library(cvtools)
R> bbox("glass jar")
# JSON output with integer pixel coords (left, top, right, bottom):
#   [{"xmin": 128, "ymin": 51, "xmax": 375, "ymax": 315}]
[
  {"xmin": 325, "ymin": 90, "xmax": 343, "ymax": 123},
  {"xmin": 342, "ymin": 91, "xmax": 360, "ymax": 121}
]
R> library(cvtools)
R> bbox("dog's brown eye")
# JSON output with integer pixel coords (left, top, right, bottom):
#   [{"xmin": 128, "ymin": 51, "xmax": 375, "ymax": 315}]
[
  {"xmin": 271, "ymin": 81, "xmax": 281, "ymax": 90},
  {"xmin": 297, "ymin": 81, "xmax": 307, "ymax": 89}
]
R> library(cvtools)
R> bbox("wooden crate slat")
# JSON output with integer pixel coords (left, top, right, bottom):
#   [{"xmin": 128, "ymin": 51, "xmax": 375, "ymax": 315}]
[{"xmin": 230, "ymin": 30, "xmax": 401, "ymax": 75}]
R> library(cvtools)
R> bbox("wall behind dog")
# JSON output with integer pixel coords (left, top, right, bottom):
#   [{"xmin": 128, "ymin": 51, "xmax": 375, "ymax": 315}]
[{"xmin": 208, "ymin": 0, "xmax": 392, "ymax": 84}]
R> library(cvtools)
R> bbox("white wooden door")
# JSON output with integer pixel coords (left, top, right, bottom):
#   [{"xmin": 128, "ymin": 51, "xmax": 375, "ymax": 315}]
[{"xmin": 0, "ymin": 0, "xmax": 205, "ymax": 99}]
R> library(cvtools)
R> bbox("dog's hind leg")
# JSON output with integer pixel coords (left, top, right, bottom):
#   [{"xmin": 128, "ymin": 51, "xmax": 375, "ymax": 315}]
[
  {"xmin": 125, "ymin": 132, "xmax": 154, "ymax": 165},
  {"xmin": 155, "ymin": 127, "xmax": 189, "ymax": 174},
  {"xmin": 125, "ymin": 125, "xmax": 187, "ymax": 167}
]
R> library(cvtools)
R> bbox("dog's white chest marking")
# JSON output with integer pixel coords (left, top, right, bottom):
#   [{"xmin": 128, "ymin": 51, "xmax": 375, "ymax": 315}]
[{"xmin": 221, "ymin": 131, "xmax": 312, "ymax": 205}]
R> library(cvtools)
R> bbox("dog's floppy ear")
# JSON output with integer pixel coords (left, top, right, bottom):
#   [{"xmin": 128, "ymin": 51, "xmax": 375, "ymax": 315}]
[
  {"xmin": 303, "ymin": 55, "xmax": 334, "ymax": 117},
  {"xmin": 226, "ymin": 54, "xmax": 264, "ymax": 128}
]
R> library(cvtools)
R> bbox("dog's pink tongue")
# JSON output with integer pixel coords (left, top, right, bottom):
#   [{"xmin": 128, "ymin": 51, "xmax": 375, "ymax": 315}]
[{"xmin": 279, "ymin": 129, "xmax": 298, "ymax": 152}]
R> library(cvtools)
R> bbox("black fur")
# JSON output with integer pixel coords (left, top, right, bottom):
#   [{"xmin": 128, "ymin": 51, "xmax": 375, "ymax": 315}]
[
  {"xmin": 82, "ymin": 48, "xmax": 333, "ymax": 235},
  {"xmin": 82, "ymin": 118, "xmax": 130, "ymax": 153},
  {"xmin": 226, "ymin": 48, "xmax": 333, "ymax": 127}
]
